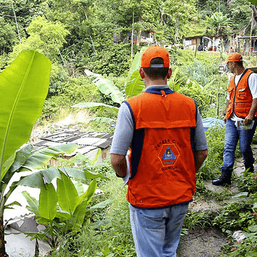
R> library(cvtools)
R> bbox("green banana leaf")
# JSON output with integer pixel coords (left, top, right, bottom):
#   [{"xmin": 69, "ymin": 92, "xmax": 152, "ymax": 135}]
[
  {"xmin": 57, "ymin": 173, "xmax": 79, "ymax": 213},
  {"xmin": 125, "ymin": 69, "xmax": 145, "ymax": 99},
  {"xmin": 0, "ymin": 50, "xmax": 51, "ymax": 177},
  {"xmin": 70, "ymin": 179, "xmax": 97, "ymax": 232},
  {"xmin": 22, "ymin": 191, "xmax": 39, "ymax": 216},
  {"xmin": 127, "ymin": 47, "xmax": 146, "ymax": 79},
  {"xmin": 91, "ymin": 149, "xmax": 101, "ymax": 165},
  {"xmin": 39, "ymin": 183, "xmax": 57, "ymax": 220},
  {"xmin": 55, "ymin": 209, "xmax": 71, "ymax": 221},
  {"xmin": 21, "ymin": 143, "xmax": 79, "ymax": 170},
  {"xmin": 2, "ymin": 144, "xmax": 33, "ymax": 182},
  {"xmin": 84, "ymin": 69, "xmax": 124, "ymax": 104},
  {"xmin": 125, "ymin": 48, "xmax": 146, "ymax": 99},
  {"xmin": 18, "ymin": 166, "xmax": 105, "ymax": 188}
]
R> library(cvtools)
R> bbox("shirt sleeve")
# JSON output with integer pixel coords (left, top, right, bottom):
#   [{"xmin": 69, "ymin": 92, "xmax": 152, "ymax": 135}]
[
  {"xmin": 248, "ymin": 73, "xmax": 257, "ymax": 99},
  {"xmin": 195, "ymin": 109, "xmax": 208, "ymax": 151},
  {"xmin": 110, "ymin": 103, "xmax": 134, "ymax": 155}
]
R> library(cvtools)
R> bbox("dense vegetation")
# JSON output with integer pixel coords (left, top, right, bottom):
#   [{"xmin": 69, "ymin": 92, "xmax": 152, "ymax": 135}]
[
  {"xmin": 0, "ymin": 0, "xmax": 254, "ymax": 117},
  {"xmin": 1, "ymin": 0, "xmax": 257, "ymax": 256}
]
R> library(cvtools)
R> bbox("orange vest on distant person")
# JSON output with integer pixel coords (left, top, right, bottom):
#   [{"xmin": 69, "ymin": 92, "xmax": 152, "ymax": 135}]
[
  {"xmin": 226, "ymin": 69, "xmax": 256, "ymax": 119},
  {"xmin": 125, "ymin": 88, "xmax": 197, "ymax": 208}
]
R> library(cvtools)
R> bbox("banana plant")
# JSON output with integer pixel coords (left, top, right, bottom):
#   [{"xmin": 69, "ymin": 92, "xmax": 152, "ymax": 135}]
[
  {"xmin": 0, "ymin": 50, "xmax": 51, "ymax": 257},
  {"xmin": 21, "ymin": 172, "xmax": 105, "ymax": 250},
  {"xmin": 15, "ymin": 144, "xmax": 108, "ymax": 253},
  {"xmin": 72, "ymin": 48, "xmax": 146, "ymax": 122}
]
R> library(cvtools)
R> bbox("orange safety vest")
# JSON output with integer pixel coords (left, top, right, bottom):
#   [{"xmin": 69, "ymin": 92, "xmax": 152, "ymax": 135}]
[
  {"xmin": 226, "ymin": 69, "xmax": 256, "ymax": 119},
  {"xmin": 125, "ymin": 88, "xmax": 197, "ymax": 208}
]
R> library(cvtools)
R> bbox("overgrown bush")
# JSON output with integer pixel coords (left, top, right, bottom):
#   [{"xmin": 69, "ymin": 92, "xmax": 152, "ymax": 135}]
[
  {"xmin": 183, "ymin": 59, "xmax": 218, "ymax": 87},
  {"xmin": 197, "ymin": 125, "xmax": 225, "ymax": 181},
  {"xmin": 41, "ymin": 76, "xmax": 100, "ymax": 120},
  {"xmin": 178, "ymin": 81, "xmax": 210, "ymax": 116},
  {"xmin": 85, "ymin": 42, "xmax": 131, "ymax": 77}
]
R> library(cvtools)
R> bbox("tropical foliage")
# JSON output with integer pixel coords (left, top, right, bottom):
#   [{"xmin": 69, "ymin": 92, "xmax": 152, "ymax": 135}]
[
  {"xmin": 1, "ymin": 0, "xmax": 257, "ymax": 256},
  {"xmin": 0, "ymin": 50, "xmax": 51, "ymax": 256}
]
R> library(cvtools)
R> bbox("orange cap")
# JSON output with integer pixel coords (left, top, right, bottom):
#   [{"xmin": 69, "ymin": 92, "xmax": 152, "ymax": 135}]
[
  {"xmin": 141, "ymin": 45, "xmax": 170, "ymax": 68},
  {"xmin": 227, "ymin": 53, "xmax": 242, "ymax": 63}
]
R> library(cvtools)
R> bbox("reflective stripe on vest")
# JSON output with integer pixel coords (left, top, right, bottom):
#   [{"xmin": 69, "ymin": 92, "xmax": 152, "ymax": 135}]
[
  {"xmin": 226, "ymin": 69, "xmax": 256, "ymax": 119},
  {"xmin": 125, "ymin": 89, "xmax": 197, "ymax": 208}
]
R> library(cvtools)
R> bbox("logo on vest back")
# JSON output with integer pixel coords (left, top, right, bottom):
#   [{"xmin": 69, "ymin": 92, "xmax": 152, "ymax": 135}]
[{"xmin": 158, "ymin": 144, "xmax": 180, "ymax": 166}]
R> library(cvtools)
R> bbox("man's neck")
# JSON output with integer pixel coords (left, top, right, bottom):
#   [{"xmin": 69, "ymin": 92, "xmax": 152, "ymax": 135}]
[
  {"xmin": 235, "ymin": 67, "xmax": 245, "ymax": 76},
  {"xmin": 144, "ymin": 78, "xmax": 167, "ymax": 88}
]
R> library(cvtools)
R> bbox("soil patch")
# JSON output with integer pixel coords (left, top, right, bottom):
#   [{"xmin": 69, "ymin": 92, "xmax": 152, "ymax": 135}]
[{"xmin": 178, "ymin": 227, "xmax": 227, "ymax": 257}]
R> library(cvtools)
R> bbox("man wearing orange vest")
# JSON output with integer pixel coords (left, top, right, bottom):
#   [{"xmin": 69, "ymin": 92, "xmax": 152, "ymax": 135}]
[
  {"xmin": 110, "ymin": 45, "xmax": 208, "ymax": 257},
  {"xmin": 212, "ymin": 53, "xmax": 257, "ymax": 186}
]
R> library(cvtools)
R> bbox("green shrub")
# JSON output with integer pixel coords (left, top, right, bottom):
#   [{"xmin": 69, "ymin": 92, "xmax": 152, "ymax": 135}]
[
  {"xmin": 85, "ymin": 42, "xmax": 131, "ymax": 77},
  {"xmin": 41, "ymin": 76, "xmax": 100, "ymax": 120},
  {"xmin": 197, "ymin": 125, "xmax": 225, "ymax": 181},
  {"xmin": 50, "ymin": 172, "xmax": 135, "ymax": 257},
  {"xmin": 178, "ymin": 82, "xmax": 210, "ymax": 116},
  {"xmin": 213, "ymin": 201, "xmax": 254, "ymax": 233},
  {"xmin": 183, "ymin": 59, "xmax": 218, "ymax": 87}
]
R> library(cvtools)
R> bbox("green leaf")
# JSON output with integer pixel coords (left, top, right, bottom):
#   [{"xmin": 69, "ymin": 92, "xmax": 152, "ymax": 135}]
[
  {"xmin": 22, "ymin": 191, "xmax": 39, "ymax": 216},
  {"xmin": 41, "ymin": 168, "xmax": 62, "ymax": 184},
  {"xmin": 55, "ymin": 209, "xmax": 71, "ymax": 221},
  {"xmin": 125, "ymin": 47, "xmax": 146, "ymax": 99},
  {"xmin": 84, "ymin": 117, "xmax": 116, "ymax": 124},
  {"xmin": 90, "ymin": 199, "xmax": 112, "ymax": 210},
  {"xmin": 84, "ymin": 69, "xmax": 124, "ymax": 104},
  {"xmin": 18, "ymin": 168, "xmax": 62, "ymax": 188},
  {"xmin": 0, "ymin": 50, "xmax": 51, "ymax": 176},
  {"xmin": 23, "ymin": 143, "xmax": 79, "ymax": 170},
  {"xmin": 84, "ymin": 169, "xmax": 107, "ymax": 180},
  {"xmin": 70, "ymin": 180, "xmax": 97, "ymax": 232},
  {"xmin": 249, "ymin": 225, "xmax": 257, "ymax": 232},
  {"xmin": 233, "ymin": 192, "xmax": 248, "ymax": 198},
  {"xmin": 70, "ymin": 200, "xmax": 88, "ymax": 232},
  {"xmin": 5, "ymin": 201, "xmax": 22, "ymax": 209},
  {"xmin": 8, "ymin": 144, "xmax": 33, "ymax": 174},
  {"xmin": 127, "ymin": 47, "xmax": 146, "ymax": 79},
  {"xmin": 253, "ymin": 202, "xmax": 257, "ymax": 210},
  {"xmin": 59, "ymin": 167, "xmax": 87, "ymax": 181},
  {"xmin": 74, "ymin": 182, "xmax": 85, "ymax": 197},
  {"xmin": 91, "ymin": 149, "xmax": 101, "ymax": 165},
  {"xmin": 125, "ymin": 69, "xmax": 145, "ymax": 99},
  {"xmin": 57, "ymin": 173, "xmax": 79, "ymax": 213},
  {"xmin": 39, "ymin": 183, "xmax": 57, "ymax": 220},
  {"xmin": 18, "ymin": 172, "xmax": 45, "ymax": 188},
  {"xmin": 248, "ymin": 0, "xmax": 257, "ymax": 5},
  {"xmin": 72, "ymin": 102, "xmax": 119, "ymax": 113},
  {"xmin": 83, "ymin": 179, "xmax": 97, "ymax": 204},
  {"xmin": 247, "ymin": 253, "xmax": 257, "ymax": 257},
  {"xmin": 1, "ymin": 153, "xmax": 16, "ymax": 181},
  {"xmin": 2, "ymin": 144, "xmax": 34, "ymax": 182}
]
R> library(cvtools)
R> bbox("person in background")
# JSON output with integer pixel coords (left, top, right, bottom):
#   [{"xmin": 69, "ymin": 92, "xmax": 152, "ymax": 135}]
[
  {"xmin": 110, "ymin": 45, "xmax": 208, "ymax": 257},
  {"xmin": 212, "ymin": 53, "xmax": 257, "ymax": 186}
]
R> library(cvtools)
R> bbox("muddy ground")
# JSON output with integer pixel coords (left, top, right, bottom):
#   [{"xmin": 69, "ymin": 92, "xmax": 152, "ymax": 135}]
[{"xmin": 178, "ymin": 227, "xmax": 227, "ymax": 257}]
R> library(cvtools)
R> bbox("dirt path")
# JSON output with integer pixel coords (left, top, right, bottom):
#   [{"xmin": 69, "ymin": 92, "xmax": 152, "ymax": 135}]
[
  {"xmin": 177, "ymin": 146, "xmax": 257, "ymax": 257},
  {"xmin": 178, "ymin": 228, "xmax": 227, "ymax": 257}
]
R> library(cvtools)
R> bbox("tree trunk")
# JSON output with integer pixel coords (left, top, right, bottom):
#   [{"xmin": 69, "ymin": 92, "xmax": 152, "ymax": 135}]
[
  {"xmin": 131, "ymin": 10, "xmax": 134, "ymax": 60},
  {"xmin": 0, "ymin": 216, "xmax": 8, "ymax": 257},
  {"xmin": 11, "ymin": 1, "xmax": 21, "ymax": 44}
]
